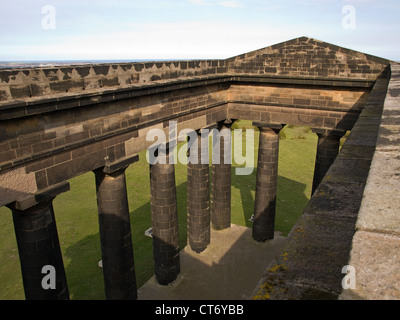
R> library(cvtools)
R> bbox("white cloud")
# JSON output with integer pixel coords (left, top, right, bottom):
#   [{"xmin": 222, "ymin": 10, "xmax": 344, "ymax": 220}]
[
  {"xmin": 188, "ymin": 0, "xmax": 213, "ymax": 5},
  {"xmin": 341, "ymin": 0, "xmax": 377, "ymax": 3},
  {"xmin": 0, "ymin": 20, "xmax": 302, "ymax": 60},
  {"xmin": 1, "ymin": 0, "xmax": 398, "ymax": 61},
  {"xmin": 188, "ymin": 0, "xmax": 243, "ymax": 8},
  {"xmin": 218, "ymin": 1, "xmax": 243, "ymax": 8},
  {"xmin": 294, "ymin": 0, "xmax": 335, "ymax": 5}
]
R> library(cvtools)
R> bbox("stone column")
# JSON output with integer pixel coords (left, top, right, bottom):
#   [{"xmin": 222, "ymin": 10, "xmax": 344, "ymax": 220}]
[
  {"xmin": 149, "ymin": 143, "xmax": 180, "ymax": 285},
  {"xmin": 7, "ymin": 182, "xmax": 70, "ymax": 300},
  {"xmin": 94, "ymin": 155, "xmax": 139, "ymax": 300},
  {"xmin": 211, "ymin": 120, "xmax": 233, "ymax": 230},
  {"xmin": 312, "ymin": 129, "xmax": 346, "ymax": 195},
  {"xmin": 252, "ymin": 122, "xmax": 283, "ymax": 242},
  {"xmin": 187, "ymin": 129, "xmax": 210, "ymax": 253}
]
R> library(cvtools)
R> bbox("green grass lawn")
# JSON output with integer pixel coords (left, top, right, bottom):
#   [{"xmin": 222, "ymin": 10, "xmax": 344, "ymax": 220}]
[{"xmin": 0, "ymin": 122, "xmax": 317, "ymax": 300}]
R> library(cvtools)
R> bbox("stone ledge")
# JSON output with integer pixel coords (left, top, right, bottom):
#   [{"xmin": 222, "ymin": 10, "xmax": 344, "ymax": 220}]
[
  {"xmin": 339, "ymin": 62, "xmax": 400, "ymax": 300},
  {"xmin": 102, "ymin": 154, "xmax": 139, "ymax": 174},
  {"xmin": 340, "ymin": 231, "xmax": 400, "ymax": 300},
  {"xmin": 9, "ymin": 181, "xmax": 70, "ymax": 211},
  {"xmin": 356, "ymin": 151, "xmax": 400, "ymax": 235}
]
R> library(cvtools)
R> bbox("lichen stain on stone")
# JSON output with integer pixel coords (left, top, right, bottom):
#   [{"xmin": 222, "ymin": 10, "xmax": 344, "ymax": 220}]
[
  {"xmin": 253, "ymin": 282, "xmax": 274, "ymax": 300},
  {"xmin": 293, "ymin": 226, "xmax": 307, "ymax": 239},
  {"xmin": 268, "ymin": 264, "xmax": 287, "ymax": 273},
  {"xmin": 252, "ymin": 263, "xmax": 288, "ymax": 300}
]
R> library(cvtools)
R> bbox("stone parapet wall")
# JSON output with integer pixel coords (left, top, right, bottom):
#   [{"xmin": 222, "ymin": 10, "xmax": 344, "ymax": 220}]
[
  {"xmin": 0, "ymin": 59, "xmax": 227, "ymax": 102},
  {"xmin": 340, "ymin": 62, "xmax": 400, "ymax": 300}
]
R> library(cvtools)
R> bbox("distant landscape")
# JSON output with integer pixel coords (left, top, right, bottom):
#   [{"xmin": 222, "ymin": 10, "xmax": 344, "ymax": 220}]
[{"xmin": 0, "ymin": 59, "xmax": 180, "ymax": 69}]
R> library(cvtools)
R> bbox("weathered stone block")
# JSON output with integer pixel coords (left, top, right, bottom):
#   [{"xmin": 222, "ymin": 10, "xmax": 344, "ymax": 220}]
[
  {"xmin": 10, "ymin": 85, "xmax": 31, "ymax": 98},
  {"xmin": 340, "ymin": 231, "xmax": 400, "ymax": 300}
]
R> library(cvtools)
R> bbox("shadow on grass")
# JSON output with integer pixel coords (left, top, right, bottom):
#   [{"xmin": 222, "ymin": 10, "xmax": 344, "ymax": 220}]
[{"xmin": 231, "ymin": 167, "xmax": 309, "ymax": 234}]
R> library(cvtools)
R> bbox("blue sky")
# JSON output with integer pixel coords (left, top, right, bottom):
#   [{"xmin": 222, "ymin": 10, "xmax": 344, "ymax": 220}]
[{"xmin": 0, "ymin": 0, "xmax": 399, "ymax": 61}]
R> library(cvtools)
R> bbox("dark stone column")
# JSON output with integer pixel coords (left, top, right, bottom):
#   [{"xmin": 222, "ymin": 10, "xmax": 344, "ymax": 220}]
[
  {"xmin": 187, "ymin": 129, "xmax": 210, "ymax": 253},
  {"xmin": 149, "ymin": 144, "xmax": 180, "ymax": 285},
  {"xmin": 7, "ymin": 182, "xmax": 70, "ymax": 300},
  {"xmin": 312, "ymin": 129, "xmax": 346, "ymax": 195},
  {"xmin": 211, "ymin": 120, "xmax": 233, "ymax": 230},
  {"xmin": 252, "ymin": 122, "xmax": 283, "ymax": 242},
  {"xmin": 94, "ymin": 155, "xmax": 139, "ymax": 300}
]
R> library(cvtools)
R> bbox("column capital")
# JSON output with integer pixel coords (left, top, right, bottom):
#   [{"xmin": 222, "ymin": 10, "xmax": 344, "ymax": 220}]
[
  {"xmin": 217, "ymin": 118, "xmax": 236, "ymax": 130},
  {"xmin": 253, "ymin": 122, "xmax": 283, "ymax": 133},
  {"xmin": 100, "ymin": 154, "xmax": 139, "ymax": 174},
  {"xmin": 312, "ymin": 128, "xmax": 346, "ymax": 138},
  {"xmin": 8, "ymin": 181, "xmax": 70, "ymax": 211}
]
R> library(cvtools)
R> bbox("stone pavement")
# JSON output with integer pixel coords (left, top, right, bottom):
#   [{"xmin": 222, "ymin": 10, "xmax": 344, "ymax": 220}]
[{"xmin": 138, "ymin": 224, "xmax": 286, "ymax": 300}]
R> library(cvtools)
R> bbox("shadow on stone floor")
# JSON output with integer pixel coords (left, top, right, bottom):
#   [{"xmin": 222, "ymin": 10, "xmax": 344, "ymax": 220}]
[{"xmin": 137, "ymin": 224, "xmax": 287, "ymax": 300}]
